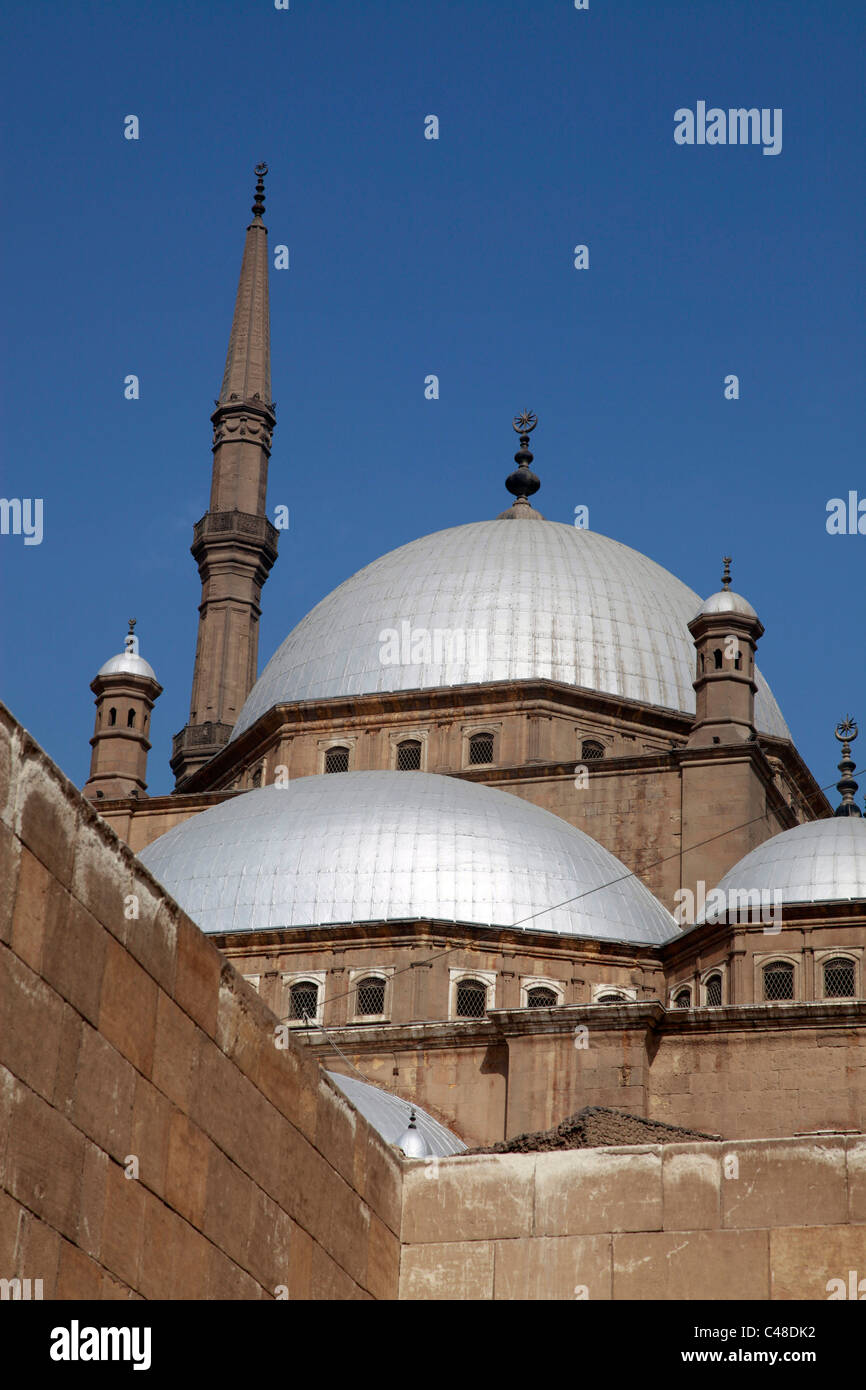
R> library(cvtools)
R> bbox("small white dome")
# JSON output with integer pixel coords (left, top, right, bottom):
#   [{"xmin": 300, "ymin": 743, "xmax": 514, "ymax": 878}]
[
  {"xmin": 96, "ymin": 651, "xmax": 158, "ymax": 681},
  {"xmin": 705, "ymin": 816, "xmax": 866, "ymax": 910},
  {"xmin": 695, "ymin": 589, "xmax": 758, "ymax": 619},
  {"xmin": 138, "ymin": 770, "xmax": 679, "ymax": 944}
]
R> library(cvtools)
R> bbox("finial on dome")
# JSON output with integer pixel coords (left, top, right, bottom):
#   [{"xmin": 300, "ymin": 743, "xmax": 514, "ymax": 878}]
[
  {"xmin": 125, "ymin": 619, "xmax": 137, "ymax": 655},
  {"xmin": 834, "ymin": 717, "xmax": 862, "ymax": 817},
  {"xmin": 497, "ymin": 410, "xmax": 544, "ymax": 520},
  {"xmin": 252, "ymin": 162, "xmax": 268, "ymax": 219},
  {"xmin": 721, "ymin": 557, "xmax": 732, "ymax": 590}
]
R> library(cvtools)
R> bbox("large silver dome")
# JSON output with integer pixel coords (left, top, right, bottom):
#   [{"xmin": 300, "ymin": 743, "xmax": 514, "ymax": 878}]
[
  {"xmin": 706, "ymin": 816, "xmax": 866, "ymax": 909},
  {"xmin": 231, "ymin": 521, "xmax": 788, "ymax": 741},
  {"xmin": 138, "ymin": 770, "xmax": 679, "ymax": 943}
]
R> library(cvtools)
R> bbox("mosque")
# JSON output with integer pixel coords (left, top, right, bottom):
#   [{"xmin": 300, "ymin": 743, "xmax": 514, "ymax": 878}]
[{"xmin": 79, "ymin": 166, "xmax": 866, "ymax": 1154}]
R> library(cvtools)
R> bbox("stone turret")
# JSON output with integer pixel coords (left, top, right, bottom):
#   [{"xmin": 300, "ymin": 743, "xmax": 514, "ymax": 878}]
[{"xmin": 83, "ymin": 620, "xmax": 162, "ymax": 801}]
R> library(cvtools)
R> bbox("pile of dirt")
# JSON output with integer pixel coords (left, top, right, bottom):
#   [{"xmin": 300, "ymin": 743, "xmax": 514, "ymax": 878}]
[{"xmin": 466, "ymin": 1106, "xmax": 720, "ymax": 1154}]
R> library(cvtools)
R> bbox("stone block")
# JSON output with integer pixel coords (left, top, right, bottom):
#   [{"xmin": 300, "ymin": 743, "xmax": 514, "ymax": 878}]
[
  {"xmin": 77, "ymin": 1142, "xmax": 108, "ymax": 1262},
  {"xmin": 663, "ymin": 1142, "xmax": 722, "ymax": 1231},
  {"xmin": 100, "ymin": 1158, "xmax": 146, "ymax": 1291},
  {"xmin": 535, "ymin": 1146, "xmax": 663, "ymax": 1236},
  {"xmin": 174, "ymin": 913, "xmax": 221, "ymax": 1039},
  {"xmin": 130, "ymin": 1074, "xmax": 173, "ymax": 1201},
  {"xmin": 164, "ymin": 1109, "xmax": 210, "ymax": 1228},
  {"xmin": 43, "ymin": 896, "xmax": 106, "ymax": 1026},
  {"xmin": 399, "ymin": 1241, "xmax": 495, "ymax": 1300},
  {"xmin": 0, "ymin": 820, "xmax": 20, "ymax": 945},
  {"xmin": 14, "ymin": 1207, "xmax": 61, "ymax": 1298},
  {"xmin": 846, "ymin": 1135, "xmax": 866, "ymax": 1223},
  {"xmin": 5, "ymin": 1081, "xmax": 85, "ymax": 1243},
  {"xmin": 721, "ymin": 1138, "xmax": 847, "ymax": 1229},
  {"xmin": 0, "ymin": 942, "xmax": 64, "ymax": 1103},
  {"xmin": 99, "ymin": 936, "xmax": 159, "ymax": 1079},
  {"xmin": 365, "ymin": 1213, "xmax": 400, "ymax": 1300},
  {"xmin": 771, "ymin": 1225, "xmax": 866, "ymax": 1300},
  {"xmin": 10, "ymin": 847, "xmax": 68, "ymax": 974},
  {"xmin": 203, "ymin": 1145, "xmax": 253, "ymax": 1273},
  {"xmin": 71, "ymin": 812, "xmax": 131, "ymax": 938},
  {"xmin": 613, "ymin": 1229, "xmax": 770, "ymax": 1300},
  {"xmin": 125, "ymin": 878, "xmax": 177, "ymax": 996},
  {"xmin": 52, "ymin": 1005, "xmax": 84, "ymax": 1121},
  {"xmin": 315, "ymin": 1077, "xmax": 358, "ymax": 1187},
  {"xmin": 56, "ymin": 1240, "xmax": 103, "ymax": 1299},
  {"xmin": 246, "ymin": 1185, "xmax": 294, "ymax": 1293},
  {"xmin": 310, "ymin": 1241, "xmax": 364, "ymax": 1300},
  {"xmin": 402, "ymin": 1154, "xmax": 535, "ymax": 1244},
  {"xmin": 287, "ymin": 1221, "xmax": 314, "ymax": 1300},
  {"xmin": 16, "ymin": 753, "xmax": 77, "ymax": 889},
  {"xmin": 72, "ymin": 1024, "xmax": 136, "ymax": 1163},
  {"xmin": 321, "ymin": 1171, "xmax": 370, "ymax": 1286},
  {"xmin": 151, "ymin": 991, "xmax": 202, "ymax": 1112},
  {"xmin": 362, "ymin": 1129, "xmax": 403, "ymax": 1237},
  {"xmin": 494, "ymin": 1234, "xmax": 612, "ymax": 1300},
  {"xmin": 0, "ymin": 705, "xmax": 19, "ymax": 830}
]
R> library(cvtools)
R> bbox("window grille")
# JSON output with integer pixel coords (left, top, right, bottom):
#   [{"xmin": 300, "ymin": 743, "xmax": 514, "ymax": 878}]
[
  {"xmin": 325, "ymin": 745, "xmax": 349, "ymax": 774},
  {"xmin": 396, "ymin": 739, "xmax": 422, "ymax": 770},
  {"xmin": 456, "ymin": 979, "xmax": 487, "ymax": 1018},
  {"xmin": 597, "ymin": 991, "xmax": 626, "ymax": 1003},
  {"xmin": 468, "ymin": 732, "xmax": 494, "ymax": 765},
  {"xmin": 526, "ymin": 986, "xmax": 557, "ymax": 1008},
  {"xmin": 674, "ymin": 989, "xmax": 691, "ymax": 1008},
  {"xmin": 824, "ymin": 957, "xmax": 855, "ymax": 998},
  {"xmin": 762, "ymin": 961, "xmax": 794, "ymax": 1001},
  {"xmin": 289, "ymin": 980, "xmax": 318, "ymax": 1022},
  {"xmin": 705, "ymin": 974, "xmax": 722, "ymax": 1007},
  {"xmin": 356, "ymin": 976, "xmax": 386, "ymax": 1015},
  {"xmin": 581, "ymin": 739, "xmax": 604, "ymax": 761}
]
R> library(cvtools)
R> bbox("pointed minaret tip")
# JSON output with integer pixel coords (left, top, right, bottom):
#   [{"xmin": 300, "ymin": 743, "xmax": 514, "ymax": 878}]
[
  {"xmin": 217, "ymin": 163, "xmax": 274, "ymax": 408},
  {"xmin": 834, "ymin": 717, "xmax": 862, "ymax": 817}
]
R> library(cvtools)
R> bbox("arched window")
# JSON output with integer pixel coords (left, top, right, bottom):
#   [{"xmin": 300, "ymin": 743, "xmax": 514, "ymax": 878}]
[
  {"xmin": 356, "ymin": 976, "xmax": 386, "ymax": 1016},
  {"xmin": 108, "ymin": 707, "xmax": 117, "ymax": 727},
  {"xmin": 674, "ymin": 988, "xmax": 691, "ymax": 1008},
  {"xmin": 597, "ymin": 991, "xmax": 627, "ymax": 1003},
  {"xmin": 251, "ymin": 766, "xmax": 262, "ymax": 788},
  {"xmin": 396, "ymin": 739, "xmax": 422, "ymax": 770},
  {"xmin": 289, "ymin": 980, "xmax": 319, "ymax": 1022},
  {"xmin": 526, "ymin": 986, "xmax": 557, "ymax": 1008},
  {"xmin": 581, "ymin": 739, "xmax": 604, "ymax": 761},
  {"xmin": 324, "ymin": 745, "xmax": 349, "ymax": 774},
  {"xmin": 456, "ymin": 978, "xmax": 487, "ymax": 1018},
  {"xmin": 705, "ymin": 973, "xmax": 722, "ymax": 1007},
  {"xmin": 713, "ymin": 649, "xmax": 723, "ymax": 670},
  {"xmin": 733, "ymin": 652, "xmax": 742, "ymax": 670},
  {"xmin": 468, "ymin": 732, "xmax": 494, "ymax": 765},
  {"xmin": 127, "ymin": 708, "xmax": 136, "ymax": 728},
  {"xmin": 763, "ymin": 960, "xmax": 794, "ymax": 1001},
  {"xmin": 824, "ymin": 957, "xmax": 855, "ymax": 999}
]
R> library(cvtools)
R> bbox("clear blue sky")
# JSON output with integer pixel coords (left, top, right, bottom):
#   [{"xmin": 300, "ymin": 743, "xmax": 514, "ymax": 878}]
[{"xmin": 2, "ymin": 0, "xmax": 863, "ymax": 798}]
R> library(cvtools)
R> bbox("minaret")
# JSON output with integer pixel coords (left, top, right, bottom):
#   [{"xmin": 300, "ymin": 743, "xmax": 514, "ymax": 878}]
[
  {"xmin": 171, "ymin": 164, "xmax": 280, "ymax": 787},
  {"xmin": 83, "ymin": 620, "xmax": 163, "ymax": 801},
  {"xmin": 687, "ymin": 557, "xmax": 764, "ymax": 747}
]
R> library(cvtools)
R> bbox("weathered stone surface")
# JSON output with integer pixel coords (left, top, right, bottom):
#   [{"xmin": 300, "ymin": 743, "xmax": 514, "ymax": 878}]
[
  {"xmin": 613, "ymin": 1229, "xmax": 770, "ymax": 1300},
  {"xmin": 721, "ymin": 1139, "xmax": 847, "ymax": 1229},
  {"xmin": 494, "ymin": 1234, "xmax": 612, "ymax": 1300},
  {"xmin": 535, "ymin": 1146, "xmax": 663, "ymax": 1236},
  {"xmin": 399, "ymin": 1240, "xmax": 495, "ymax": 1300},
  {"xmin": 402, "ymin": 1153, "xmax": 535, "ymax": 1244},
  {"xmin": 770, "ymin": 1225, "xmax": 866, "ymax": 1300},
  {"xmin": 663, "ymin": 1142, "xmax": 722, "ymax": 1231}
]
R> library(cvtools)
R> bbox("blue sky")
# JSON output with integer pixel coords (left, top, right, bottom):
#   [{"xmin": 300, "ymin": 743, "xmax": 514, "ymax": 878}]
[{"xmin": 2, "ymin": 0, "xmax": 863, "ymax": 797}]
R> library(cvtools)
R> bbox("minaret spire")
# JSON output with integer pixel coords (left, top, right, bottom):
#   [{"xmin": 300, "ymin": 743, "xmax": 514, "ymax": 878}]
[
  {"xmin": 833, "ymin": 718, "xmax": 862, "ymax": 817},
  {"xmin": 171, "ymin": 164, "xmax": 280, "ymax": 788}
]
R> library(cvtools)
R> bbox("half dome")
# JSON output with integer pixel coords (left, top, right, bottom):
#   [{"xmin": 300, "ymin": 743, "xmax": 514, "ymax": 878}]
[
  {"xmin": 704, "ymin": 816, "xmax": 866, "ymax": 911},
  {"xmin": 230, "ymin": 522, "xmax": 788, "ymax": 741},
  {"xmin": 138, "ymin": 770, "xmax": 679, "ymax": 944},
  {"xmin": 326, "ymin": 1073, "xmax": 466, "ymax": 1156}
]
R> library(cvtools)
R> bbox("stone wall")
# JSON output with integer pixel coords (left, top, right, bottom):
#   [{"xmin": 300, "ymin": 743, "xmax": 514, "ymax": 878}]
[
  {"xmin": 0, "ymin": 704, "xmax": 402, "ymax": 1299},
  {"xmin": 399, "ymin": 1137, "xmax": 866, "ymax": 1299}
]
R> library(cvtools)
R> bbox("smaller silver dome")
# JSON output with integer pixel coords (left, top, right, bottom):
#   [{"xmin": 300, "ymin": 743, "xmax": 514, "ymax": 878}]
[
  {"xmin": 96, "ymin": 651, "xmax": 158, "ymax": 681},
  {"xmin": 327, "ymin": 1073, "xmax": 465, "ymax": 1155},
  {"xmin": 704, "ymin": 816, "xmax": 866, "ymax": 911},
  {"xmin": 395, "ymin": 1110, "xmax": 431, "ymax": 1158},
  {"xmin": 695, "ymin": 589, "xmax": 758, "ymax": 620}
]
